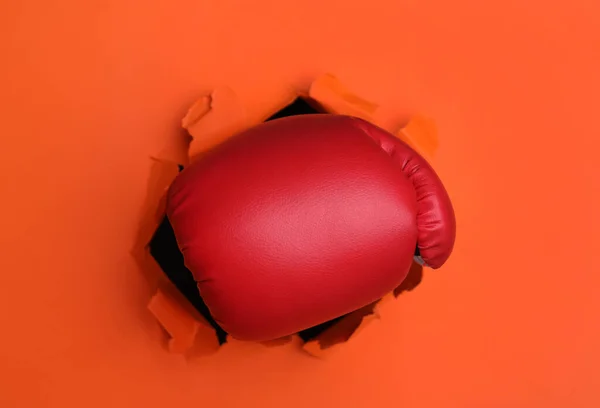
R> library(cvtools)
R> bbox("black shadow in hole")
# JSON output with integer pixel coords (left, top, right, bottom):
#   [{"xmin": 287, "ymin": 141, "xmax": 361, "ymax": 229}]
[
  {"xmin": 149, "ymin": 213, "xmax": 228, "ymax": 345},
  {"xmin": 265, "ymin": 97, "xmax": 323, "ymax": 121}
]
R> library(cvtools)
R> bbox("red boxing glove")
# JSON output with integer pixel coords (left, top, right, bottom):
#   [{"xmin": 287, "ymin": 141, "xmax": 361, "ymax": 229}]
[{"xmin": 166, "ymin": 115, "xmax": 455, "ymax": 341}]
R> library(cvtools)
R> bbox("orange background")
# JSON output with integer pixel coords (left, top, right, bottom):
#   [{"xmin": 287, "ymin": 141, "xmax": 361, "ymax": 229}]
[{"xmin": 1, "ymin": 0, "xmax": 599, "ymax": 406}]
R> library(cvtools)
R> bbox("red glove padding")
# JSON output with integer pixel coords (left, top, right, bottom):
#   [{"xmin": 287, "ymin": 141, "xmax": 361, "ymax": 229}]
[{"xmin": 166, "ymin": 115, "xmax": 456, "ymax": 341}]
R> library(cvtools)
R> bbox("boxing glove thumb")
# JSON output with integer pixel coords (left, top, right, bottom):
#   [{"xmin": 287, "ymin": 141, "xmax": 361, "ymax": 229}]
[{"xmin": 350, "ymin": 117, "xmax": 455, "ymax": 268}]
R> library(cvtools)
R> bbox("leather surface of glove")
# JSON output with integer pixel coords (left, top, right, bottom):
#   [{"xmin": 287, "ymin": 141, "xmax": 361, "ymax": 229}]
[{"xmin": 166, "ymin": 114, "xmax": 456, "ymax": 341}]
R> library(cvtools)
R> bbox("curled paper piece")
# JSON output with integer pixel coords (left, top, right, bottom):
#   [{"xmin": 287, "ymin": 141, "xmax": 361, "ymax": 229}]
[
  {"xmin": 182, "ymin": 87, "xmax": 247, "ymax": 162},
  {"xmin": 308, "ymin": 73, "xmax": 379, "ymax": 123},
  {"xmin": 397, "ymin": 114, "xmax": 439, "ymax": 158},
  {"xmin": 132, "ymin": 158, "xmax": 181, "ymax": 255},
  {"xmin": 148, "ymin": 287, "xmax": 201, "ymax": 353},
  {"xmin": 302, "ymin": 300, "xmax": 382, "ymax": 358},
  {"xmin": 148, "ymin": 283, "xmax": 220, "ymax": 355}
]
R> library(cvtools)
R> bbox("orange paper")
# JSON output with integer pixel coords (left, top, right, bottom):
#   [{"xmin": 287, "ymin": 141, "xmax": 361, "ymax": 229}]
[{"xmin": 2, "ymin": 2, "xmax": 599, "ymax": 407}]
